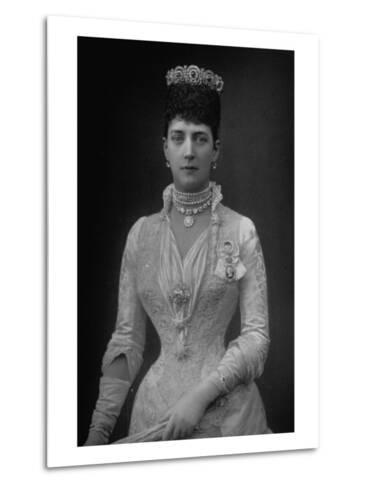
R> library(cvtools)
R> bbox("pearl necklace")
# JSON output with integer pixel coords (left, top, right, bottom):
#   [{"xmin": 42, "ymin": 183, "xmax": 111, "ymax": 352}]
[
  {"xmin": 173, "ymin": 184, "xmax": 211, "ymax": 204},
  {"xmin": 173, "ymin": 185, "xmax": 212, "ymax": 228}
]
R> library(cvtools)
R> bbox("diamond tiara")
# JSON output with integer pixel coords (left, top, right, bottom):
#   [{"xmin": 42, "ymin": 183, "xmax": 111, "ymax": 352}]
[{"xmin": 166, "ymin": 65, "xmax": 224, "ymax": 94}]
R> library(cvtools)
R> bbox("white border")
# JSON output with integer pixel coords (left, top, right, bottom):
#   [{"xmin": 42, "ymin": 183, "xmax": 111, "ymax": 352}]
[{"xmin": 47, "ymin": 16, "xmax": 319, "ymax": 468}]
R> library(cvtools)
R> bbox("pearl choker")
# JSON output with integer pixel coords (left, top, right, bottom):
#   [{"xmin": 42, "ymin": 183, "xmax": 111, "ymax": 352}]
[{"xmin": 173, "ymin": 184, "xmax": 212, "ymax": 228}]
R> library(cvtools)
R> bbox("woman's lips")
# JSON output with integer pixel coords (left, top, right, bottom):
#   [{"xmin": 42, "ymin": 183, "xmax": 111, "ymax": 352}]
[{"xmin": 181, "ymin": 166, "xmax": 198, "ymax": 171}]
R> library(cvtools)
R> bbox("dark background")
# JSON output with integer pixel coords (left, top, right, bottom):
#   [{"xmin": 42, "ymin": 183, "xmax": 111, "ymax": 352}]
[{"xmin": 77, "ymin": 37, "xmax": 294, "ymax": 445}]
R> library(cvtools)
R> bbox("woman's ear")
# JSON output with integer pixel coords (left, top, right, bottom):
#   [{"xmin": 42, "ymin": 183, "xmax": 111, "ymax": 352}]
[
  {"xmin": 162, "ymin": 137, "xmax": 168, "ymax": 160},
  {"xmin": 213, "ymin": 139, "xmax": 221, "ymax": 161}
]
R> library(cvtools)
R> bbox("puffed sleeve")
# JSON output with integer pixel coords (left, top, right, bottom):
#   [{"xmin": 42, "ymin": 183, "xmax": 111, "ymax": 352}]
[
  {"xmin": 101, "ymin": 217, "xmax": 147, "ymax": 383},
  {"xmin": 209, "ymin": 217, "xmax": 270, "ymax": 394}
]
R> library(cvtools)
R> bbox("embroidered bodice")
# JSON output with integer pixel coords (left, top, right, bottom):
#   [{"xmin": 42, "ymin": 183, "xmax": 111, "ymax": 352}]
[{"xmin": 102, "ymin": 183, "xmax": 270, "ymax": 438}]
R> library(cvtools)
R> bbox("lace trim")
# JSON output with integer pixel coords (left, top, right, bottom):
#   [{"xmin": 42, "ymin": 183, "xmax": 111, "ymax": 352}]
[{"xmin": 160, "ymin": 181, "xmax": 223, "ymax": 223}]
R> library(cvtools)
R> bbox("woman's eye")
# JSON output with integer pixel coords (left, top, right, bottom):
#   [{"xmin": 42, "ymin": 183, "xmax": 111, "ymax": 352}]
[
  {"xmin": 171, "ymin": 135, "xmax": 184, "ymax": 143},
  {"xmin": 196, "ymin": 135, "xmax": 208, "ymax": 144}
]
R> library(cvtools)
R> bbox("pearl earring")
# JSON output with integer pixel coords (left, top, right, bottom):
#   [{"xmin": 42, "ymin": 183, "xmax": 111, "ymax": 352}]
[
  {"xmin": 166, "ymin": 161, "xmax": 170, "ymax": 168},
  {"xmin": 211, "ymin": 161, "xmax": 217, "ymax": 170}
]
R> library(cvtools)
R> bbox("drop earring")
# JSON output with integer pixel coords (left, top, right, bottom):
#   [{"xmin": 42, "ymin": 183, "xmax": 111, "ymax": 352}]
[
  {"xmin": 166, "ymin": 161, "xmax": 170, "ymax": 168},
  {"xmin": 211, "ymin": 161, "xmax": 217, "ymax": 170}
]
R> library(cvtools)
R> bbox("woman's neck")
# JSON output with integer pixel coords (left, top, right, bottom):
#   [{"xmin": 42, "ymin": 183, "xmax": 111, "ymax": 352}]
[{"xmin": 173, "ymin": 183, "xmax": 212, "ymax": 208}]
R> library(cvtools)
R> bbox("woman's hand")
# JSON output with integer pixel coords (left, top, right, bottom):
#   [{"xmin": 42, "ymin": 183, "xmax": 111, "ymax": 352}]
[
  {"xmin": 84, "ymin": 429, "xmax": 109, "ymax": 446},
  {"xmin": 161, "ymin": 389, "xmax": 206, "ymax": 440},
  {"xmin": 83, "ymin": 376, "xmax": 130, "ymax": 447},
  {"xmin": 162, "ymin": 380, "xmax": 221, "ymax": 441}
]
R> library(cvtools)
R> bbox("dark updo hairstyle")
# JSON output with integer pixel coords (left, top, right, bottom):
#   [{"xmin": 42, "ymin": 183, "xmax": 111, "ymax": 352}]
[{"xmin": 164, "ymin": 83, "xmax": 221, "ymax": 143}]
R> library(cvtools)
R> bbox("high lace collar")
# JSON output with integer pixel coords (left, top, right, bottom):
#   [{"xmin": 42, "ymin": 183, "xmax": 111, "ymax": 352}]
[{"xmin": 160, "ymin": 181, "xmax": 223, "ymax": 224}]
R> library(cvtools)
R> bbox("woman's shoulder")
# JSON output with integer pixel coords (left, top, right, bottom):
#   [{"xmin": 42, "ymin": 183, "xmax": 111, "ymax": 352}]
[
  {"xmin": 127, "ymin": 216, "xmax": 146, "ymax": 239},
  {"xmin": 219, "ymin": 203, "xmax": 257, "ymax": 238},
  {"xmin": 126, "ymin": 211, "xmax": 163, "ymax": 241}
]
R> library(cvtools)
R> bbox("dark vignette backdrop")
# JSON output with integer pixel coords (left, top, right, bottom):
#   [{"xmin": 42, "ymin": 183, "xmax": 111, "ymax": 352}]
[{"xmin": 77, "ymin": 37, "xmax": 294, "ymax": 446}]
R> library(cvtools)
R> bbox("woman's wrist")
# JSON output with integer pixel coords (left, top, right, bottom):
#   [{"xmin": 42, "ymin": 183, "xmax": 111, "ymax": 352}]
[
  {"xmin": 85, "ymin": 376, "xmax": 130, "ymax": 446},
  {"xmin": 193, "ymin": 377, "xmax": 222, "ymax": 408}
]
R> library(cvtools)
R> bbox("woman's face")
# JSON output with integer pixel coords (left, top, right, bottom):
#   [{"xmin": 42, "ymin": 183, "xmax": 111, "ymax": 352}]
[{"xmin": 163, "ymin": 117, "xmax": 220, "ymax": 193}]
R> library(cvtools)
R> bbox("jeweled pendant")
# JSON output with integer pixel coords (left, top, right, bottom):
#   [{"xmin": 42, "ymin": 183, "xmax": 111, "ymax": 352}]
[
  {"xmin": 225, "ymin": 265, "xmax": 235, "ymax": 280},
  {"xmin": 184, "ymin": 215, "xmax": 194, "ymax": 228}
]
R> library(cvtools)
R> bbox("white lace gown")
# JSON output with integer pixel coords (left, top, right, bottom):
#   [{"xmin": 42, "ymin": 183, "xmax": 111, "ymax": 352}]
[{"xmin": 102, "ymin": 183, "xmax": 271, "ymax": 441}]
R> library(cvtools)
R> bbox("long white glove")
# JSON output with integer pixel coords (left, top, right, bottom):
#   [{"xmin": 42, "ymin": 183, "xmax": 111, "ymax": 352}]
[{"xmin": 84, "ymin": 376, "xmax": 130, "ymax": 446}]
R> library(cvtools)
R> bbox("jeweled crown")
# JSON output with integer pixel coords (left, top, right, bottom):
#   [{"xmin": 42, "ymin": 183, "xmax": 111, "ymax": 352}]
[{"xmin": 166, "ymin": 65, "xmax": 224, "ymax": 94}]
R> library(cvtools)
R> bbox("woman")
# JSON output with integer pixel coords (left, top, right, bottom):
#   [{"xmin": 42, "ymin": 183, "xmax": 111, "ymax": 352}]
[{"xmin": 84, "ymin": 65, "xmax": 270, "ymax": 445}]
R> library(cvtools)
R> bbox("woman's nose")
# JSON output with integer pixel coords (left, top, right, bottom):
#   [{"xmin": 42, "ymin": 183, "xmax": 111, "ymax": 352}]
[{"xmin": 183, "ymin": 137, "xmax": 194, "ymax": 160}]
